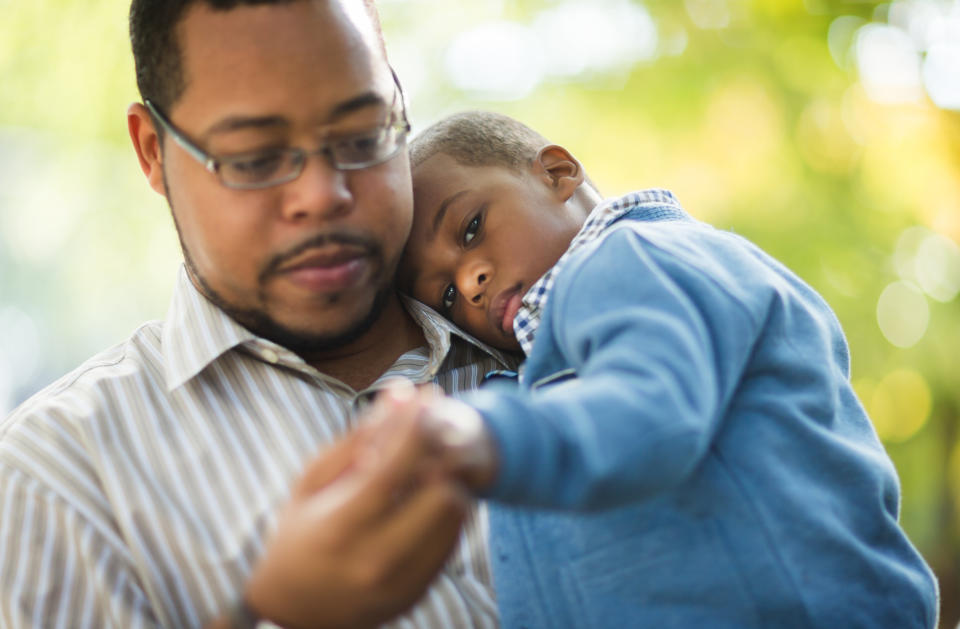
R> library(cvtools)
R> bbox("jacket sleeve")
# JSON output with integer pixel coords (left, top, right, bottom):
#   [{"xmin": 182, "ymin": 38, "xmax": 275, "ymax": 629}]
[{"xmin": 464, "ymin": 227, "xmax": 760, "ymax": 511}]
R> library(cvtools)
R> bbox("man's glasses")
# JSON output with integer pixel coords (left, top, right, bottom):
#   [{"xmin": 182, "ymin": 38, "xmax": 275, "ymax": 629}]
[{"xmin": 144, "ymin": 70, "xmax": 411, "ymax": 190}]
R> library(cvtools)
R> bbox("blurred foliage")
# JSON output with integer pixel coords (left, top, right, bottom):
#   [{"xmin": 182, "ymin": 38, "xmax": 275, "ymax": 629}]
[{"xmin": 1, "ymin": 0, "xmax": 958, "ymax": 626}]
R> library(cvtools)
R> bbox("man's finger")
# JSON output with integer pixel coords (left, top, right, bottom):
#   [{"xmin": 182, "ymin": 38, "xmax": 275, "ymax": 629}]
[
  {"xmin": 362, "ymin": 478, "xmax": 469, "ymax": 607},
  {"xmin": 294, "ymin": 427, "xmax": 370, "ymax": 497},
  {"xmin": 341, "ymin": 395, "xmax": 438, "ymax": 524}
]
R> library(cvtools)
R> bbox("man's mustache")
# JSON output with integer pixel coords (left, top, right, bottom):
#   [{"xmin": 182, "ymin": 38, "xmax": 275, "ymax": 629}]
[{"xmin": 260, "ymin": 231, "xmax": 382, "ymax": 282}]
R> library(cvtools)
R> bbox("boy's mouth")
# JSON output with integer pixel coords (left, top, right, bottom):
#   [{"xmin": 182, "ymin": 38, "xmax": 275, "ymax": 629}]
[{"xmin": 489, "ymin": 285, "xmax": 524, "ymax": 336}]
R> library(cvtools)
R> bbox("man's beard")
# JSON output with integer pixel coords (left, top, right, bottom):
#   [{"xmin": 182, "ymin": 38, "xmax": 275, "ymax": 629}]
[
  {"xmin": 166, "ymin": 188, "xmax": 395, "ymax": 356},
  {"xmin": 187, "ymin": 249, "xmax": 394, "ymax": 356}
]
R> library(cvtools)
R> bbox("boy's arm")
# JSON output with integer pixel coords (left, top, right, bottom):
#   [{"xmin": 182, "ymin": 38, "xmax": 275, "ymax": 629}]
[{"xmin": 462, "ymin": 227, "xmax": 759, "ymax": 511}]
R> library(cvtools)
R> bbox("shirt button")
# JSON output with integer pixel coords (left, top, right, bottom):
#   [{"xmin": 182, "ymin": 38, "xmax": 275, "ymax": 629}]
[{"xmin": 261, "ymin": 348, "xmax": 280, "ymax": 364}]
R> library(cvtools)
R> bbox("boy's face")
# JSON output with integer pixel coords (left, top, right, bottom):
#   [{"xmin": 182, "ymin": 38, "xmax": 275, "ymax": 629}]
[{"xmin": 398, "ymin": 152, "xmax": 584, "ymax": 350}]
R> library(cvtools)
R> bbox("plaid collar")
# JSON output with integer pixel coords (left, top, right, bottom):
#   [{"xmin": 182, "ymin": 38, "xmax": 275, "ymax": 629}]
[{"xmin": 512, "ymin": 188, "xmax": 686, "ymax": 356}]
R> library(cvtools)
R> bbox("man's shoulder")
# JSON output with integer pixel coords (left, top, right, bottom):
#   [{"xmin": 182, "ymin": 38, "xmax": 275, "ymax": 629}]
[{"xmin": 2, "ymin": 319, "xmax": 166, "ymax": 443}]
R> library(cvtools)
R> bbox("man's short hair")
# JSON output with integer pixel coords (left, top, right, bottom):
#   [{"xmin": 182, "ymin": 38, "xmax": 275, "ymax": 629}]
[
  {"xmin": 129, "ymin": 0, "xmax": 385, "ymax": 112},
  {"xmin": 409, "ymin": 111, "xmax": 550, "ymax": 173}
]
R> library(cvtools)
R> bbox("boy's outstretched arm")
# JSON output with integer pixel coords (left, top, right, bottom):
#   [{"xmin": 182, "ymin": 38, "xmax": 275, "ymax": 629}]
[{"xmin": 459, "ymin": 227, "xmax": 759, "ymax": 511}]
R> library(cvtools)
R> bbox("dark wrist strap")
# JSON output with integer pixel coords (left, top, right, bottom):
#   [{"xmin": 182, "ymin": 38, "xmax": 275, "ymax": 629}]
[{"xmin": 227, "ymin": 597, "xmax": 261, "ymax": 629}]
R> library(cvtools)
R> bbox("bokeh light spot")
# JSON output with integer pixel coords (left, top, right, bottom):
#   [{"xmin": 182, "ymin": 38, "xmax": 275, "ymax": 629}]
[
  {"xmin": 855, "ymin": 23, "xmax": 924, "ymax": 104},
  {"xmin": 893, "ymin": 225, "xmax": 933, "ymax": 284},
  {"xmin": 923, "ymin": 41, "xmax": 960, "ymax": 110},
  {"xmin": 828, "ymin": 16, "xmax": 866, "ymax": 70},
  {"xmin": 684, "ymin": 0, "xmax": 731, "ymax": 30},
  {"xmin": 915, "ymin": 232, "xmax": 960, "ymax": 302},
  {"xmin": 444, "ymin": 21, "xmax": 543, "ymax": 100},
  {"xmin": 876, "ymin": 280, "xmax": 929, "ymax": 348},
  {"xmin": 533, "ymin": 1, "xmax": 658, "ymax": 79},
  {"xmin": 865, "ymin": 368, "xmax": 932, "ymax": 442}
]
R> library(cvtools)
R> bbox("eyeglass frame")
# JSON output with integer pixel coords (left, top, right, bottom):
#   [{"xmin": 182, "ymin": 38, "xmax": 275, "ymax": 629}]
[{"xmin": 143, "ymin": 68, "xmax": 411, "ymax": 190}]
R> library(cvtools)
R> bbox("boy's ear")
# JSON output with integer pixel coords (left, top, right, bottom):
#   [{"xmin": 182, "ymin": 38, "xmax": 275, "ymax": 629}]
[{"xmin": 534, "ymin": 145, "xmax": 584, "ymax": 202}]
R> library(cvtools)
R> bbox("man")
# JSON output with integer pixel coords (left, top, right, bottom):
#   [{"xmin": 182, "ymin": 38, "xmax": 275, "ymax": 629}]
[{"xmin": 0, "ymin": 1, "xmax": 513, "ymax": 627}]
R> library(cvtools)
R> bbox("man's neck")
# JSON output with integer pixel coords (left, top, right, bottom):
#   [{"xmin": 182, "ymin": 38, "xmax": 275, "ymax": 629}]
[{"xmin": 300, "ymin": 293, "xmax": 427, "ymax": 392}]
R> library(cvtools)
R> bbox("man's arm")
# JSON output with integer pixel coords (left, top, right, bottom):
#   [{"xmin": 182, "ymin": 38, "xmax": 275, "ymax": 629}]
[
  {"xmin": 0, "ymin": 464, "xmax": 161, "ymax": 628},
  {"xmin": 1, "ymin": 384, "xmax": 468, "ymax": 629}
]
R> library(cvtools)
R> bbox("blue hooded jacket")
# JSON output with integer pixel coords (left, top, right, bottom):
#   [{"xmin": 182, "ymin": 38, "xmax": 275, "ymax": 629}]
[{"xmin": 464, "ymin": 193, "xmax": 939, "ymax": 629}]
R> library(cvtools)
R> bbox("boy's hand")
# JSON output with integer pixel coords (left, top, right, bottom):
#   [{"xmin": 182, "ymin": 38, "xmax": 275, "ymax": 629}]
[
  {"xmin": 414, "ymin": 385, "xmax": 500, "ymax": 492},
  {"xmin": 360, "ymin": 379, "xmax": 499, "ymax": 492}
]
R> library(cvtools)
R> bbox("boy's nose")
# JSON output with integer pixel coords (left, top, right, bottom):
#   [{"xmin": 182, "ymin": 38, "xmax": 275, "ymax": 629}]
[{"xmin": 456, "ymin": 261, "xmax": 493, "ymax": 306}]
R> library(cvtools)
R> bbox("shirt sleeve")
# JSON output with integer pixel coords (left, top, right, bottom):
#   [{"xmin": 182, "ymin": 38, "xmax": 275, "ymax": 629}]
[
  {"xmin": 465, "ymin": 227, "xmax": 760, "ymax": 511},
  {"xmin": 0, "ymin": 464, "xmax": 159, "ymax": 629}
]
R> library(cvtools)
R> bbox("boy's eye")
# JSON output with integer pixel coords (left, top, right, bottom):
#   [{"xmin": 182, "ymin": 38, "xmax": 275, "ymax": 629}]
[
  {"xmin": 464, "ymin": 214, "xmax": 482, "ymax": 245},
  {"xmin": 441, "ymin": 284, "xmax": 457, "ymax": 311}
]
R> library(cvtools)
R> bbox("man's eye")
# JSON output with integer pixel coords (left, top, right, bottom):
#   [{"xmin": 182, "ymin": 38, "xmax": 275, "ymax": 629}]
[
  {"xmin": 442, "ymin": 284, "xmax": 457, "ymax": 311},
  {"xmin": 334, "ymin": 130, "xmax": 385, "ymax": 161},
  {"xmin": 226, "ymin": 152, "xmax": 287, "ymax": 178},
  {"xmin": 464, "ymin": 214, "xmax": 482, "ymax": 245}
]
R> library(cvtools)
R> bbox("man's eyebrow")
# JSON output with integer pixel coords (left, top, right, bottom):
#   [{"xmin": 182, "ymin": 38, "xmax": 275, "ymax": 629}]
[
  {"xmin": 203, "ymin": 91, "xmax": 388, "ymax": 138},
  {"xmin": 328, "ymin": 90, "xmax": 388, "ymax": 121},
  {"xmin": 431, "ymin": 190, "xmax": 470, "ymax": 237},
  {"xmin": 205, "ymin": 115, "xmax": 288, "ymax": 138}
]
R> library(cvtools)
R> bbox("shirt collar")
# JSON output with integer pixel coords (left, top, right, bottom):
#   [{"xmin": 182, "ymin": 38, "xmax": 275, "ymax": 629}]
[
  {"xmin": 402, "ymin": 295, "xmax": 515, "ymax": 374},
  {"xmin": 161, "ymin": 266, "xmax": 512, "ymax": 391},
  {"xmin": 513, "ymin": 188, "xmax": 687, "ymax": 356},
  {"xmin": 161, "ymin": 266, "xmax": 259, "ymax": 391}
]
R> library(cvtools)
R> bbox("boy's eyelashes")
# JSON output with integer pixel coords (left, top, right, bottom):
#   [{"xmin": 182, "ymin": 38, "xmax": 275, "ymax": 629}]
[
  {"xmin": 439, "ymin": 206, "xmax": 487, "ymax": 314},
  {"xmin": 441, "ymin": 284, "xmax": 457, "ymax": 312},
  {"xmin": 461, "ymin": 205, "xmax": 486, "ymax": 245}
]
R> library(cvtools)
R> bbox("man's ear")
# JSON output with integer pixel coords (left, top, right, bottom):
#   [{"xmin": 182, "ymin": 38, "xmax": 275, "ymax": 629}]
[
  {"xmin": 127, "ymin": 102, "xmax": 167, "ymax": 197},
  {"xmin": 534, "ymin": 145, "xmax": 584, "ymax": 202}
]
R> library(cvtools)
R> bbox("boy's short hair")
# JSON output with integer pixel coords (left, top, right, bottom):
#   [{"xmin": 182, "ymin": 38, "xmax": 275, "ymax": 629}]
[{"xmin": 409, "ymin": 111, "xmax": 550, "ymax": 173}]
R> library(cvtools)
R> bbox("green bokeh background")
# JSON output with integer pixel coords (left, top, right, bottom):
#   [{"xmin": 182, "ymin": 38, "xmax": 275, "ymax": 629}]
[{"xmin": 1, "ymin": 1, "xmax": 957, "ymax": 625}]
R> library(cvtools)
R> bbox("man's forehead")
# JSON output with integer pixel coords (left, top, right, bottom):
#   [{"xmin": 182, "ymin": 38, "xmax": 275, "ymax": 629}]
[{"xmin": 173, "ymin": 0, "xmax": 388, "ymax": 121}]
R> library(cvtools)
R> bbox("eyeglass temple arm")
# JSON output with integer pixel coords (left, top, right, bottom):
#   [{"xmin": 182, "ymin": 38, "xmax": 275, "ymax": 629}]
[{"xmin": 144, "ymin": 99, "xmax": 218, "ymax": 172}]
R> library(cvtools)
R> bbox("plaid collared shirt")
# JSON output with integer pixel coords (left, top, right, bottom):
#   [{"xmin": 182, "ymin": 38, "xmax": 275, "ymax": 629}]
[{"xmin": 513, "ymin": 188, "xmax": 685, "ymax": 356}]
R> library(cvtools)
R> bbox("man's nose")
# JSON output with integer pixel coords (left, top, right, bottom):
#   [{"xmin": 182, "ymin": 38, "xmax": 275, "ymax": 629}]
[
  {"xmin": 280, "ymin": 155, "xmax": 353, "ymax": 222},
  {"xmin": 456, "ymin": 260, "xmax": 493, "ymax": 306}
]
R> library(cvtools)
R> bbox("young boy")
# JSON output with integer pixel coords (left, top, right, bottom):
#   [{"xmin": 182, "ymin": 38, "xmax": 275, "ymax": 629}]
[{"xmin": 393, "ymin": 111, "xmax": 939, "ymax": 628}]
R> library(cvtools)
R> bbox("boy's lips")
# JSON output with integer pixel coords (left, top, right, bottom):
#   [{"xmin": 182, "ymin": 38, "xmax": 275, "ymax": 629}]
[{"xmin": 489, "ymin": 285, "xmax": 524, "ymax": 336}]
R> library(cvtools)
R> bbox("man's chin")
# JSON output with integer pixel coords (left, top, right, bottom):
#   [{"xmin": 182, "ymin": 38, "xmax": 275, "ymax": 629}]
[{"xmin": 240, "ymin": 287, "xmax": 392, "ymax": 356}]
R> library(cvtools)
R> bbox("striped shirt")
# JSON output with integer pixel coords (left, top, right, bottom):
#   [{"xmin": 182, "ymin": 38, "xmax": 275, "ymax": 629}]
[
  {"xmin": 0, "ymin": 266, "xmax": 514, "ymax": 629},
  {"xmin": 513, "ymin": 189, "xmax": 683, "ymax": 355}
]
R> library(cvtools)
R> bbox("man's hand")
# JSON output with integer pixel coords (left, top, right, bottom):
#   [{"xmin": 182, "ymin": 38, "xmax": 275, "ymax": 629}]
[{"xmin": 242, "ymin": 382, "xmax": 470, "ymax": 629}]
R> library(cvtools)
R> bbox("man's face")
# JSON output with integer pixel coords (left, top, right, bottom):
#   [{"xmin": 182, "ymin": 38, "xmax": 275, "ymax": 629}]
[
  {"xmin": 159, "ymin": 1, "xmax": 413, "ymax": 352},
  {"xmin": 398, "ymin": 153, "xmax": 583, "ymax": 351}
]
